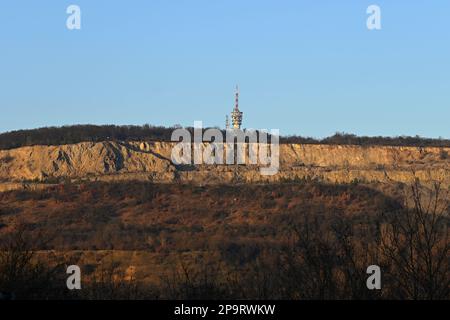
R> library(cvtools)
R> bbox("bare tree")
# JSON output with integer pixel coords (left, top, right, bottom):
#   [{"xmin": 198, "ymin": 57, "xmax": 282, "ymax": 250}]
[
  {"xmin": 0, "ymin": 225, "xmax": 62, "ymax": 299},
  {"xmin": 380, "ymin": 180, "xmax": 449, "ymax": 299}
]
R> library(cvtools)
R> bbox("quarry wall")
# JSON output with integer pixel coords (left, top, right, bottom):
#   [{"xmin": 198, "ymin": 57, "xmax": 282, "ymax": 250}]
[{"xmin": 0, "ymin": 141, "xmax": 448, "ymax": 191}]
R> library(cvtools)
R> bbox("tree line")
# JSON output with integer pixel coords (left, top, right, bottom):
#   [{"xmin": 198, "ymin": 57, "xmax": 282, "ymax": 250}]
[{"xmin": 0, "ymin": 125, "xmax": 449, "ymax": 150}]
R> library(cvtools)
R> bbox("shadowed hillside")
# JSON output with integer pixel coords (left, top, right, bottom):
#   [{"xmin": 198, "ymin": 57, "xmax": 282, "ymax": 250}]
[
  {"xmin": 0, "ymin": 181, "xmax": 448, "ymax": 299},
  {"xmin": 0, "ymin": 181, "xmax": 401, "ymax": 251}
]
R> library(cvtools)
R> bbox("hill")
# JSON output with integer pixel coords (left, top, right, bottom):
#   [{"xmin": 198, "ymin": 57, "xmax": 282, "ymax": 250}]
[
  {"xmin": 0, "ymin": 124, "xmax": 449, "ymax": 150},
  {"xmin": 0, "ymin": 140, "xmax": 448, "ymax": 191},
  {"xmin": 0, "ymin": 181, "xmax": 448, "ymax": 299}
]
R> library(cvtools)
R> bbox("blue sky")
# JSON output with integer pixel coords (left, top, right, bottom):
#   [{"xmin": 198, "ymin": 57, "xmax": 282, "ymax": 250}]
[{"xmin": 0, "ymin": 1, "xmax": 449, "ymax": 138}]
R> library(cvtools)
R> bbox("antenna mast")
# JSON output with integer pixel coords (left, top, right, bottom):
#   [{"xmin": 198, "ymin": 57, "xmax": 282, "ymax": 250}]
[{"xmin": 231, "ymin": 85, "xmax": 243, "ymax": 129}]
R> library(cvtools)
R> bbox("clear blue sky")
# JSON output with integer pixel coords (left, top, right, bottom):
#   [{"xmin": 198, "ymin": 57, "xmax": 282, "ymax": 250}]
[{"xmin": 0, "ymin": 1, "xmax": 449, "ymax": 138}]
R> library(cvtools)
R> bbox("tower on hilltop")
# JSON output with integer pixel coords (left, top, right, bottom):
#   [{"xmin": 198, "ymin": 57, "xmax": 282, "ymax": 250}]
[{"xmin": 230, "ymin": 85, "xmax": 243, "ymax": 129}]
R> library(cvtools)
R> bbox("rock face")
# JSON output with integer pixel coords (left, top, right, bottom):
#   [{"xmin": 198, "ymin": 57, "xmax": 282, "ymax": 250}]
[
  {"xmin": 0, "ymin": 141, "xmax": 175, "ymax": 183},
  {"xmin": 0, "ymin": 141, "xmax": 448, "ymax": 190}
]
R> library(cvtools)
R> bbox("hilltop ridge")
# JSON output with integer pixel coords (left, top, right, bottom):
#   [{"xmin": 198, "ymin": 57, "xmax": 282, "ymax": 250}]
[
  {"xmin": 0, "ymin": 140, "xmax": 448, "ymax": 191},
  {"xmin": 1, "ymin": 124, "xmax": 449, "ymax": 150}
]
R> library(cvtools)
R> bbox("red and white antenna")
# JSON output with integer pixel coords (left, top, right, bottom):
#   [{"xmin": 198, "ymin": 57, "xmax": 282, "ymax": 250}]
[
  {"xmin": 231, "ymin": 85, "xmax": 243, "ymax": 129},
  {"xmin": 235, "ymin": 85, "xmax": 239, "ymax": 111}
]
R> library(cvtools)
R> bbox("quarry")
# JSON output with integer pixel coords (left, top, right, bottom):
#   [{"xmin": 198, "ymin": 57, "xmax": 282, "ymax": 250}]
[{"xmin": 0, "ymin": 140, "xmax": 448, "ymax": 191}]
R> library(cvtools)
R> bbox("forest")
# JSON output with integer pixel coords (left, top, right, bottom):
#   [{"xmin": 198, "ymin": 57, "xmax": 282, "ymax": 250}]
[
  {"xmin": 0, "ymin": 180, "xmax": 448, "ymax": 299},
  {"xmin": 0, "ymin": 124, "xmax": 449, "ymax": 150}
]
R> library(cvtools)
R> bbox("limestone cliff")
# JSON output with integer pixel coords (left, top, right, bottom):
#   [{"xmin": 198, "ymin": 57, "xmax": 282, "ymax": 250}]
[{"xmin": 0, "ymin": 141, "xmax": 448, "ymax": 191}]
